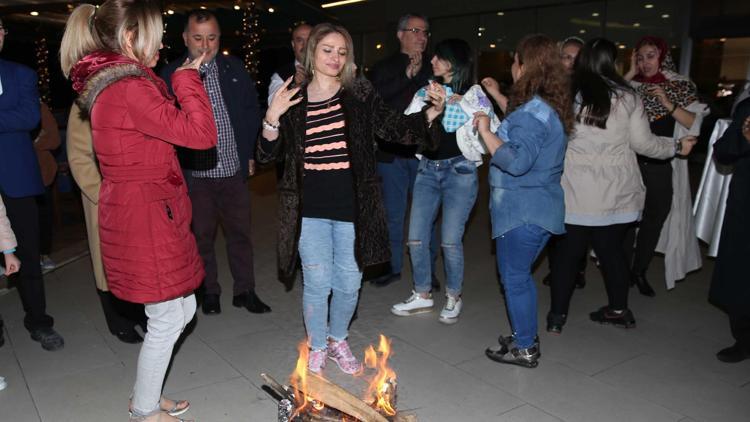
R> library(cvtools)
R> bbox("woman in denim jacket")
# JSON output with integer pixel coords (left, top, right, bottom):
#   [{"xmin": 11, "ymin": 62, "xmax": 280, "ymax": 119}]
[{"xmin": 474, "ymin": 34, "xmax": 575, "ymax": 368}]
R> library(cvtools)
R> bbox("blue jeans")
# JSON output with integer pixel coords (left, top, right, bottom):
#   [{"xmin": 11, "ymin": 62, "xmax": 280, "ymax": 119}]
[
  {"xmin": 408, "ymin": 156, "xmax": 478, "ymax": 297},
  {"xmin": 378, "ymin": 158, "xmax": 438, "ymax": 274},
  {"xmin": 298, "ymin": 218, "xmax": 362, "ymax": 350},
  {"xmin": 495, "ymin": 224, "xmax": 551, "ymax": 349}
]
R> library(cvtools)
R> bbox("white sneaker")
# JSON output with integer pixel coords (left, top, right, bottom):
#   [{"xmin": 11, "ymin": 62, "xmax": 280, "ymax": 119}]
[
  {"xmin": 391, "ymin": 291, "xmax": 434, "ymax": 316},
  {"xmin": 0, "ymin": 376, "xmax": 7, "ymax": 391},
  {"xmin": 439, "ymin": 295, "xmax": 462, "ymax": 324}
]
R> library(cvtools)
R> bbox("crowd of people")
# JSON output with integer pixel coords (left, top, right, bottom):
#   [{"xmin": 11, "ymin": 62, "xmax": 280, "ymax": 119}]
[{"xmin": 1, "ymin": 1, "xmax": 749, "ymax": 420}]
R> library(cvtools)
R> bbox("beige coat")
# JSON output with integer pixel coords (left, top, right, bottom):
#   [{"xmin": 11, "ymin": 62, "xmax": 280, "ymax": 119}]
[
  {"xmin": 0, "ymin": 196, "xmax": 17, "ymax": 252},
  {"xmin": 66, "ymin": 104, "xmax": 107, "ymax": 291},
  {"xmin": 562, "ymin": 91, "xmax": 675, "ymax": 222}
]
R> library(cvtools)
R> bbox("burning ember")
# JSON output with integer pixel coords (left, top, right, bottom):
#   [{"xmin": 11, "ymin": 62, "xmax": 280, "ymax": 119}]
[{"xmin": 265, "ymin": 334, "xmax": 413, "ymax": 422}]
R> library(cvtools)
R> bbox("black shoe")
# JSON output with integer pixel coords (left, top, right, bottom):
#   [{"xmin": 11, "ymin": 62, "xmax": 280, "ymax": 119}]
[
  {"xmin": 575, "ymin": 271, "xmax": 586, "ymax": 289},
  {"xmin": 546, "ymin": 312, "xmax": 567, "ymax": 334},
  {"xmin": 542, "ymin": 273, "xmax": 551, "ymax": 286},
  {"xmin": 431, "ymin": 274, "xmax": 441, "ymax": 292},
  {"xmin": 233, "ymin": 291, "xmax": 271, "ymax": 314},
  {"xmin": 716, "ymin": 343, "xmax": 750, "ymax": 363},
  {"xmin": 202, "ymin": 294, "xmax": 222, "ymax": 315},
  {"xmin": 371, "ymin": 272, "xmax": 401, "ymax": 287},
  {"xmin": 589, "ymin": 306, "xmax": 636, "ymax": 328},
  {"xmin": 30, "ymin": 327, "xmax": 65, "ymax": 351},
  {"xmin": 631, "ymin": 272, "xmax": 655, "ymax": 297},
  {"xmin": 115, "ymin": 329, "xmax": 143, "ymax": 344},
  {"xmin": 486, "ymin": 344, "xmax": 540, "ymax": 368},
  {"xmin": 497, "ymin": 334, "xmax": 540, "ymax": 355}
]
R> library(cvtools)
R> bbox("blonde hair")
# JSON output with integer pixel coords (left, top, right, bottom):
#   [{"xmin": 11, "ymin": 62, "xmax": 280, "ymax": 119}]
[
  {"xmin": 303, "ymin": 23, "xmax": 356, "ymax": 90},
  {"xmin": 60, "ymin": 0, "xmax": 163, "ymax": 78}
]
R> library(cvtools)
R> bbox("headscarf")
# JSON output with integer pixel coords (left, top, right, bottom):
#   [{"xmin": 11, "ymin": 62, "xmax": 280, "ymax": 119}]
[{"xmin": 632, "ymin": 36, "xmax": 697, "ymax": 122}]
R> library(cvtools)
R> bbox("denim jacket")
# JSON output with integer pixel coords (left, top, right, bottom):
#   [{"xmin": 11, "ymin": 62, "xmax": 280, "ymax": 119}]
[{"xmin": 489, "ymin": 96, "xmax": 566, "ymax": 238}]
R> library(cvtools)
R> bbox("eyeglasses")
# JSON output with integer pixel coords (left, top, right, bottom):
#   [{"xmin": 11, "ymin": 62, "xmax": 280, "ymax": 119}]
[{"xmin": 401, "ymin": 27, "xmax": 430, "ymax": 38}]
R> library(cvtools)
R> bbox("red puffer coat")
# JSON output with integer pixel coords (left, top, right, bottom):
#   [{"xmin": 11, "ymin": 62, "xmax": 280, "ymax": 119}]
[{"xmin": 70, "ymin": 52, "xmax": 217, "ymax": 304}]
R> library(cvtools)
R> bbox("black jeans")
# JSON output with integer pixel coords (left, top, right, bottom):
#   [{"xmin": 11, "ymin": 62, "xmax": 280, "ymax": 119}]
[
  {"xmin": 730, "ymin": 313, "xmax": 750, "ymax": 350},
  {"xmin": 630, "ymin": 159, "xmax": 673, "ymax": 273},
  {"xmin": 1, "ymin": 193, "xmax": 54, "ymax": 331},
  {"xmin": 550, "ymin": 223, "xmax": 631, "ymax": 315}
]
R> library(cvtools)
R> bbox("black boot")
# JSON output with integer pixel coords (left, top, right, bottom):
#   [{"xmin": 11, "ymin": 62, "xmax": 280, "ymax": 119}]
[
  {"xmin": 631, "ymin": 271, "xmax": 655, "ymax": 297},
  {"xmin": 546, "ymin": 312, "xmax": 567, "ymax": 334},
  {"xmin": 589, "ymin": 306, "xmax": 636, "ymax": 328}
]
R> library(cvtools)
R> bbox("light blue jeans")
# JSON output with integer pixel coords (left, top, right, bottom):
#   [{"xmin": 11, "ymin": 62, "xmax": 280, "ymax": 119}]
[
  {"xmin": 408, "ymin": 156, "xmax": 478, "ymax": 297},
  {"xmin": 496, "ymin": 224, "xmax": 551, "ymax": 349},
  {"xmin": 298, "ymin": 217, "xmax": 362, "ymax": 351},
  {"xmin": 131, "ymin": 294, "xmax": 196, "ymax": 417}
]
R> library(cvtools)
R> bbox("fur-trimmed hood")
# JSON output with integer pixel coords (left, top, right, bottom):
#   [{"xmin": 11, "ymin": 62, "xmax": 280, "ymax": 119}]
[{"xmin": 70, "ymin": 51, "xmax": 172, "ymax": 119}]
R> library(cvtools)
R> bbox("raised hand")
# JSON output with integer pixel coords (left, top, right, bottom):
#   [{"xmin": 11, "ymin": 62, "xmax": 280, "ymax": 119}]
[
  {"xmin": 176, "ymin": 51, "xmax": 208, "ymax": 73},
  {"xmin": 266, "ymin": 77, "xmax": 303, "ymax": 124},
  {"xmin": 424, "ymin": 81, "xmax": 446, "ymax": 123}
]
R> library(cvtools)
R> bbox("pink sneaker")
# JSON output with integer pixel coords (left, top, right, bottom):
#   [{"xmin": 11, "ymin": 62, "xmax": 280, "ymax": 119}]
[
  {"xmin": 308, "ymin": 349, "xmax": 326, "ymax": 374},
  {"xmin": 327, "ymin": 339, "xmax": 362, "ymax": 374}
]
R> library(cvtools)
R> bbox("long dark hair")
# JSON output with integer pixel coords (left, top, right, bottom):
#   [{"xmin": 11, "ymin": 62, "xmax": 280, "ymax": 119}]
[
  {"xmin": 571, "ymin": 37, "xmax": 634, "ymax": 129},
  {"xmin": 509, "ymin": 34, "xmax": 575, "ymax": 135},
  {"xmin": 433, "ymin": 38, "xmax": 473, "ymax": 94}
]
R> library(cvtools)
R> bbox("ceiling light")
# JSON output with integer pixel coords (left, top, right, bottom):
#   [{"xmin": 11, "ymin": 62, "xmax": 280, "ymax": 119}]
[
  {"xmin": 579, "ymin": 29, "xmax": 586, "ymax": 34},
  {"xmin": 268, "ymin": 7, "xmax": 275, "ymax": 13},
  {"xmin": 376, "ymin": 43, "xmax": 382, "ymax": 49},
  {"xmin": 619, "ymin": 44, "xmax": 626, "ymax": 49},
  {"xmin": 222, "ymin": 50, "xmax": 229, "ymax": 55},
  {"xmin": 497, "ymin": 11, "xmax": 505, "ymax": 16},
  {"xmin": 633, "ymin": 22, "xmax": 640, "ymax": 27},
  {"xmin": 644, "ymin": 4, "xmax": 654, "ymax": 8},
  {"xmin": 478, "ymin": 27, "xmax": 486, "ymax": 31},
  {"xmin": 592, "ymin": 12, "xmax": 599, "ymax": 17},
  {"xmin": 199, "ymin": 6, "xmax": 206, "ymax": 10},
  {"xmin": 167, "ymin": 9, "xmax": 174, "ymax": 15},
  {"xmin": 661, "ymin": 14, "xmax": 670, "ymax": 18},
  {"xmin": 720, "ymin": 38, "xmax": 727, "ymax": 42},
  {"xmin": 489, "ymin": 44, "xmax": 496, "ymax": 48},
  {"xmin": 478, "ymin": 32, "xmax": 482, "ymax": 37},
  {"xmin": 234, "ymin": 5, "xmax": 241, "ymax": 10},
  {"xmin": 321, "ymin": 0, "xmax": 366, "ymax": 8},
  {"xmin": 30, "ymin": 11, "xmax": 39, "ymax": 16}
]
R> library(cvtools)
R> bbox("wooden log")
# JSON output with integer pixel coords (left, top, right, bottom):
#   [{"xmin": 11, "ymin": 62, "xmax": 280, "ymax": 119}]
[{"xmin": 297, "ymin": 372, "xmax": 389, "ymax": 422}]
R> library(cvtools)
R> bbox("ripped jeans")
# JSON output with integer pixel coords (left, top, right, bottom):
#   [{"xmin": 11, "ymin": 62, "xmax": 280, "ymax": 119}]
[
  {"xmin": 298, "ymin": 217, "xmax": 362, "ymax": 351},
  {"xmin": 407, "ymin": 156, "xmax": 478, "ymax": 297}
]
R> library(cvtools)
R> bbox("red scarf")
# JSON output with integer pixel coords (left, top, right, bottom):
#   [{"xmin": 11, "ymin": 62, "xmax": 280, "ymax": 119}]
[{"xmin": 632, "ymin": 36, "xmax": 669, "ymax": 84}]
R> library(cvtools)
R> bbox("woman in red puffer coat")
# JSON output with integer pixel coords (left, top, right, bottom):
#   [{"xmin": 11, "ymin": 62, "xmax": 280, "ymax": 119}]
[{"xmin": 61, "ymin": 1, "xmax": 216, "ymax": 421}]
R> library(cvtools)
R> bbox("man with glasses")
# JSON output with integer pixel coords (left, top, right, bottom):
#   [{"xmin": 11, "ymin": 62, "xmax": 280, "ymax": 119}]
[
  {"xmin": 368, "ymin": 13, "xmax": 438, "ymax": 288},
  {"xmin": 0, "ymin": 16, "xmax": 65, "ymax": 351}
]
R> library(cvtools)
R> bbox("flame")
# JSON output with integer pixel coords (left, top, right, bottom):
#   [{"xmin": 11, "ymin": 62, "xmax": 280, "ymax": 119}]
[
  {"xmin": 289, "ymin": 341, "xmax": 312, "ymax": 414},
  {"xmin": 364, "ymin": 334, "xmax": 397, "ymax": 416}
]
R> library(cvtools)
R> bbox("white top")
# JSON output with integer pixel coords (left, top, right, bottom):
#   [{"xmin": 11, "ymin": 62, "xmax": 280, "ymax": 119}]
[{"xmin": 267, "ymin": 59, "xmax": 300, "ymax": 105}]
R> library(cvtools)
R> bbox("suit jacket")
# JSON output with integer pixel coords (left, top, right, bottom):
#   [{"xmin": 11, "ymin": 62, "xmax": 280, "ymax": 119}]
[
  {"xmin": 160, "ymin": 54, "xmax": 261, "ymax": 179},
  {"xmin": 0, "ymin": 58, "xmax": 43, "ymax": 197}
]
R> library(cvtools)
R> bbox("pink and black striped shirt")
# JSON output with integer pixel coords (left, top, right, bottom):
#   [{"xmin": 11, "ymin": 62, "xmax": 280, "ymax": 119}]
[{"xmin": 303, "ymin": 90, "xmax": 355, "ymax": 221}]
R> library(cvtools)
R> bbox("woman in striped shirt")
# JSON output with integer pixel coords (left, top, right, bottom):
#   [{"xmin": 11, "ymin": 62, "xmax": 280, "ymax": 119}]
[{"xmin": 258, "ymin": 23, "xmax": 445, "ymax": 375}]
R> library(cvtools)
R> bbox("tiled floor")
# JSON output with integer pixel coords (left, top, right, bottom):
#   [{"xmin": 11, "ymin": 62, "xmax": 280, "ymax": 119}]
[{"xmin": 0, "ymin": 167, "xmax": 748, "ymax": 422}]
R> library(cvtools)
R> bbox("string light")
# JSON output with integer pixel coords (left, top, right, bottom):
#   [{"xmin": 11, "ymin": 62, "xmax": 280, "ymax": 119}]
[
  {"xmin": 242, "ymin": 1, "xmax": 260, "ymax": 77},
  {"xmin": 35, "ymin": 37, "xmax": 51, "ymax": 104}
]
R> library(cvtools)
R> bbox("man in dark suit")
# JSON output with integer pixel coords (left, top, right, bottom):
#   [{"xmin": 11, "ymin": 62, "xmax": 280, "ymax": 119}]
[
  {"xmin": 0, "ymin": 16, "xmax": 64, "ymax": 350},
  {"xmin": 368, "ymin": 13, "xmax": 438, "ymax": 288},
  {"xmin": 160, "ymin": 10, "xmax": 268, "ymax": 315}
]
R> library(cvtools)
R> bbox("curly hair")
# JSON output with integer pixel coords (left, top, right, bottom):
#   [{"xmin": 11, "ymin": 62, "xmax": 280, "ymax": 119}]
[{"xmin": 508, "ymin": 34, "xmax": 575, "ymax": 135}]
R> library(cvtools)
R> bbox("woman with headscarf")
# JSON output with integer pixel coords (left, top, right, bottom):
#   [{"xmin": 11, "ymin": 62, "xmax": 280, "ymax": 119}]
[{"xmin": 623, "ymin": 36, "xmax": 708, "ymax": 296}]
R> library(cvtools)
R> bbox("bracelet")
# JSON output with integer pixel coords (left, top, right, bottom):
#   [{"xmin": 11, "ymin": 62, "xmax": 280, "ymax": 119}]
[
  {"xmin": 3, "ymin": 248, "xmax": 16, "ymax": 254},
  {"xmin": 669, "ymin": 103, "xmax": 678, "ymax": 114},
  {"xmin": 262, "ymin": 118, "xmax": 280, "ymax": 132},
  {"xmin": 674, "ymin": 138, "xmax": 682, "ymax": 155}
]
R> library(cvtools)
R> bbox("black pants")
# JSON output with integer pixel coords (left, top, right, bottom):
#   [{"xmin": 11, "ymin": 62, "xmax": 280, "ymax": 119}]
[
  {"xmin": 1, "ymin": 193, "xmax": 54, "ymax": 331},
  {"xmin": 730, "ymin": 314, "xmax": 750, "ymax": 350},
  {"xmin": 35, "ymin": 187, "xmax": 54, "ymax": 255},
  {"xmin": 550, "ymin": 223, "xmax": 631, "ymax": 315},
  {"xmin": 97, "ymin": 289, "xmax": 146, "ymax": 334},
  {"xmin": 631, "ymin": 159, "xmax": 673, "ymax": 273},
  {"xmin": 546, "ymin": 235, "xmax": 587, "ymax": 274}
]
